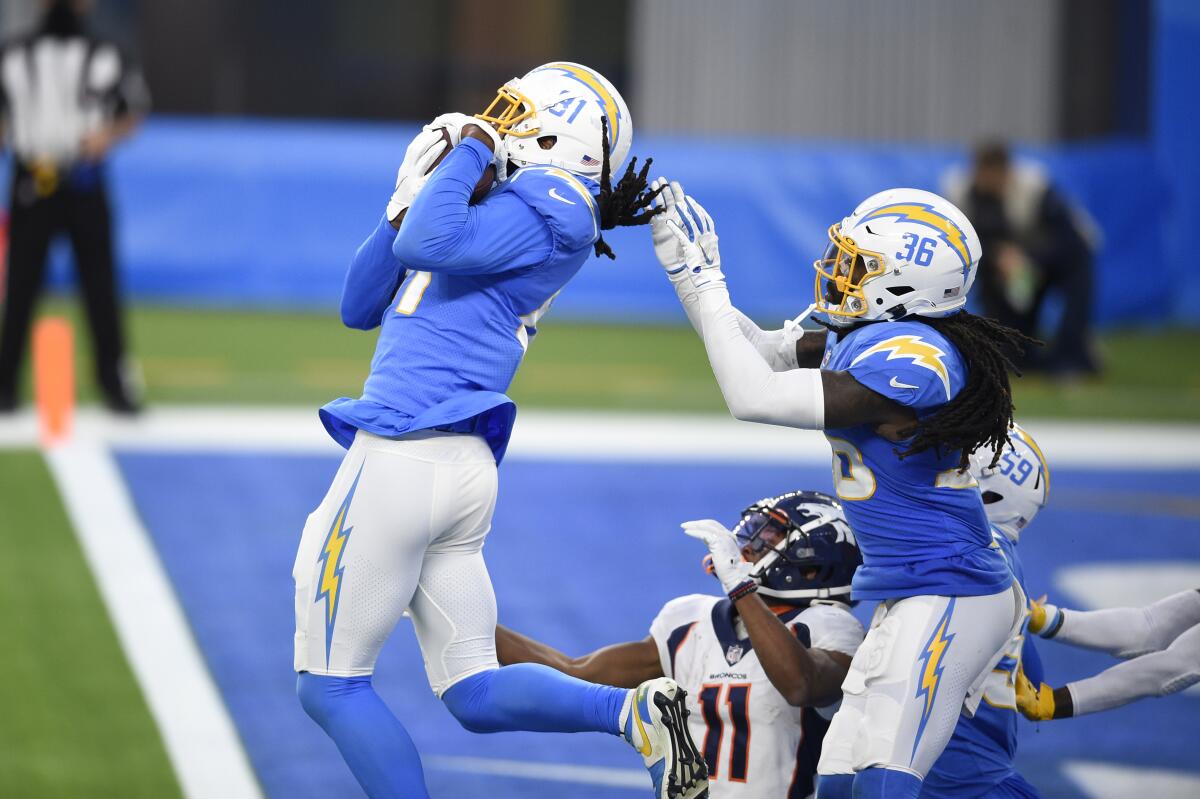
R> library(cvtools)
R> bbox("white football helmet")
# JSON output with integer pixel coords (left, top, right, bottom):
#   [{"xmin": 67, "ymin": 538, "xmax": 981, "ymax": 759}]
[
  {"xmin": 969, "ymin": 423, "xmax": 1050, "ymax": 544},
  {"xmin": 813, "ymin": 188, "xmax": 981, "ymax": 327},
  {"xmin": 476, "ymin": 61, "xmax": 632, "ymax": 180}
]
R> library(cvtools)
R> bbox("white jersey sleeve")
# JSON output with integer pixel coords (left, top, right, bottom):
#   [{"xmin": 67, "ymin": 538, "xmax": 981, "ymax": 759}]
[
  {"xmin": 794, "ymin": 603, "xmax": 865, "ymax": 657},
  {"xmin": 1068, "ymin": 620, "xmax": 1200, "ymax": 716},
  {"xmin": 649, "ymin": 594, "xmax": 719, "ymax": 679}
]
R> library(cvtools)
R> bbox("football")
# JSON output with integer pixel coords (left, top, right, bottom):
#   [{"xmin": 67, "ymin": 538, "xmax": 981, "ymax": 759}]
[{"xmin": 429, "ymin": 126, "xmax": 497, "ymax": 205}]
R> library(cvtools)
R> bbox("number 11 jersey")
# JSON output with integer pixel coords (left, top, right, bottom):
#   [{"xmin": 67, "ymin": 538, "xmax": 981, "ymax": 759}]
[{"xmin": 650, "ymin": 594, "xmax": 864, "ymax": 798}]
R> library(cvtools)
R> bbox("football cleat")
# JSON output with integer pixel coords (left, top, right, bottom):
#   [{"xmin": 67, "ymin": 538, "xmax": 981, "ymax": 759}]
[{"xmin": 621, "ymin": 678, "xmax": 709, "ymax": 798}]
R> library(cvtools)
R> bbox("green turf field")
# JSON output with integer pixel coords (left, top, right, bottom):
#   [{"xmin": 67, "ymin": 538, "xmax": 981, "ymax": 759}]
[
  {"xmin": 20, "ymin": 300, "xmax": 1200, "ymax": 421},
  {"xmin": 0, "ymin": 452, "xmax": 182, "ymax": 798}
]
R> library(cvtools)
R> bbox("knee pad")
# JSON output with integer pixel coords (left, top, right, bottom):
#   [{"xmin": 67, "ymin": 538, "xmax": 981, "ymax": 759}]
[{"xmin": 297, "ymin": 671, "xmax": 371, "ymax": 726}]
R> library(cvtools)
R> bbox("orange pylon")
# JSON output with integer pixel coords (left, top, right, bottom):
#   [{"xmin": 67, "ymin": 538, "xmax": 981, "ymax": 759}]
[{"xmin": 33, "ymin": 316, "xmax": 74, "ymax": 446}]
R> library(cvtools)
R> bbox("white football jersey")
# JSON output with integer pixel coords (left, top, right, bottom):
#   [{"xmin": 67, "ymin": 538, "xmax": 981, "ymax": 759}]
[{"xmin": 650, "ymin": 595, "xmax": 865, "ymax": 798}]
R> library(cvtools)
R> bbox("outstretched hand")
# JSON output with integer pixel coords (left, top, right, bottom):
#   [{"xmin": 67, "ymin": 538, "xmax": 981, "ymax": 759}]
[
  {"xmin": 649, "ymin": 180, "xmax": 725, "ymax": 293},
  {"xmin": 681, "ymin": 519, "xmax": 756, "ymax": 600}
]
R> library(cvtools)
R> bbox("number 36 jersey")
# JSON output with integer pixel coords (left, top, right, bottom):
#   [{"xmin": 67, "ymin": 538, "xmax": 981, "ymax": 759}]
[
  {"xmin": 821, "ymin": 319, "xmax": 1011, "ymax": 601},
  {"xmin": 650, "ymin": 594, "xmax": 864, "ymax": 798}
]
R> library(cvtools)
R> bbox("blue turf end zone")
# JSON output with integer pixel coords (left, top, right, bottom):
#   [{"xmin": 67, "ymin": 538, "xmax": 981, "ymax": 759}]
[{"xmin": 114, "ymin": 451, "xmax": 1200, "ymax": 799}]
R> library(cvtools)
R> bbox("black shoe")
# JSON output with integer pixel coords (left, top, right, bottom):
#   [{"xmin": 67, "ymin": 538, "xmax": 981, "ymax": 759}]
[
  {"xmin": 104, "ymin": 392, "xmax": 143, "ymax": 416},
  {"xmin": 0, "ymin": 393, "xmax": 17, "ymax": 414}
]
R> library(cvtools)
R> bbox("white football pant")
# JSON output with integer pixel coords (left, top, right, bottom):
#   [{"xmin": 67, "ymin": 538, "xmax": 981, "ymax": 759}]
[
  {"xmin": 817, "ymin": 582, "xmax": 1025, "ymax": 780},
  {"xmin": 293, "ymin": 430, "xmax": 500, "ymax": 696}
]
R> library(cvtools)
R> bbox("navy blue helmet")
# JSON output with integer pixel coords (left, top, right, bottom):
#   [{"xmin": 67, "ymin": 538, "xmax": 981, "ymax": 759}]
[{"xmin": 732, "ymin": 490, "xmax": 861, "ymax": 606}]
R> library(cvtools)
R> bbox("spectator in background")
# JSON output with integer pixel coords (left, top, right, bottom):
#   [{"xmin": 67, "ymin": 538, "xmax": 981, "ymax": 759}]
[
  {"xmin": 0, "ymin": 0, "xmax": 149, "ymax": 413},
  {"xmin": 944, "ymin": 142, "xmax": 1101, "ymax": 377}
]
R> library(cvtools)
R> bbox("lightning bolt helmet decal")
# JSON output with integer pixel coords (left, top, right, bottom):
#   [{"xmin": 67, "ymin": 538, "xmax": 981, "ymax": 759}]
[{"xmin": 857, "ymin": 202, "xmax": 972, "ymax": 276}]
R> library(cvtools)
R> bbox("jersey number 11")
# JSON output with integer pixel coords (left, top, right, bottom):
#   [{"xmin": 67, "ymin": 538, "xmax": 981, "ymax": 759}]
[{"xmin": 698, "ymin": 683, "xmax": 751, "ymax": 783}]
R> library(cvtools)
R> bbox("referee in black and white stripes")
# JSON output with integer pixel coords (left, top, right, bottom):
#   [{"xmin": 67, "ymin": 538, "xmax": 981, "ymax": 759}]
[{"xmin": 0, "ymin": 0, "xmax": 149, "ymax": 413}]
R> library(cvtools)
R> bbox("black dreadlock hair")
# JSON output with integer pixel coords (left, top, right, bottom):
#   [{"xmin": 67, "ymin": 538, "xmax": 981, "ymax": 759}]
[
  {"xmin": 899, "ymin": 311, "xmax": 1041, "ymax": 469},
  {"xmin": 593, "ymin": 116, "xmax": 663, "ymax": 259}
]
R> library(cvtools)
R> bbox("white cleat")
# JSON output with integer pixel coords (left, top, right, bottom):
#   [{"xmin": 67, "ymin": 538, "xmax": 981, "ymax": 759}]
[{"xmin": 621, "ymin": 677, "xmax": 709, "ymax": 799}]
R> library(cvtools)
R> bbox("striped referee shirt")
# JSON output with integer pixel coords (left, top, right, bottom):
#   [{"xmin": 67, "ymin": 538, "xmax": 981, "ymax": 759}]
[{"xmin": 0, "ymin": 27, "xmax": 149, "ymax": 165}]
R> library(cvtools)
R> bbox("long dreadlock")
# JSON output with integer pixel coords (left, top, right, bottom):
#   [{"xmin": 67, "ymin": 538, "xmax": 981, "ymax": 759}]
[
  {"xmin": 899, "ymin": 311, "xmax": 1041, "ymax": 469},
  {"xmin": 593, "ymin": 116, "xmax": 663, "ymax": 259}
]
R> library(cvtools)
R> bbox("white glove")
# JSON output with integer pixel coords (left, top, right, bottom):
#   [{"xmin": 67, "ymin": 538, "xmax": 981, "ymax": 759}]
[
  {"xmin": 386, "ymin": 128, "xmax": 448, "ymax": 222},
  {"xmin": 425, "ymin": 113, "xmax": 508, "ymax": 182},
  {"xmin": 649, "ymin": 179, "xmax": 726, "ymax": 294},
  {"xmin": 736, "ymin": 305, "xmax": 817, "ymax": 371},
  {"xmin": 423, "ymin": 112, "xmax": 478, "ymax": 145},
  {"xmin": 681, "ymin": 519, "xmax": 757, "ymax": 600}
]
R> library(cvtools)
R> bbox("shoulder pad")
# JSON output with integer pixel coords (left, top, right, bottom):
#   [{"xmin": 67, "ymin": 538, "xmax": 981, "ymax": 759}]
[
  {"xmin": 841, "ymin": 321, "xmax": 965, "ymax": 411},
  {"xmin": 650, "ymin": 594, "xmax": 717, "ymax": 639},
  {"xmin": 503, "ymin": 166, "xmax": 600, "ymax": 252}
]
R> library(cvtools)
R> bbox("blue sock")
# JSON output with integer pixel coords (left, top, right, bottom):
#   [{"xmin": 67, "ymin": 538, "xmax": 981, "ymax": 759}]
[
  {"xmin": 441, "ymin": 664, "xmax": 627, "ymax": 735},
  {"xmin": 297, "ymin": 672, "xmax": 429, "ymax": 799},
  {"xmin": 853, "ymin": 766, "xmax": 922, "ymax": 799},
  {"xmin": 818, "ymin": 773, "xmax": 854, "ymax": 799}
]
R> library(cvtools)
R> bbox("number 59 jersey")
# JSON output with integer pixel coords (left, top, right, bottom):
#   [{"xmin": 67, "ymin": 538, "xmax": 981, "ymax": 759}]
[
  {"xmin": 650, "ymin": 594, "xmax": 865, "ymax": 799},
  {"xmin": 821, "ymin": 320, "xmax": 1011, "ymax": 602}
]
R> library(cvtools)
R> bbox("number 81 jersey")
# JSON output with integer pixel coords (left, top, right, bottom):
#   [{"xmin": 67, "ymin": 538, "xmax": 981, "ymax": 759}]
[
  {"xmin": 650, "ymin": 594, "xmax": 865, "ymax": 798},
  {"xmin": 820, "ymin": 319, "xmax": 1011, "ymax": 602}
]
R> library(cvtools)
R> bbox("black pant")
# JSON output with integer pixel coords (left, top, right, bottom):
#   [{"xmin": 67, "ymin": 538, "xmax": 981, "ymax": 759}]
[{"xmin": 0, "ymin": 162, "xmax": 131, "ymax": 404}]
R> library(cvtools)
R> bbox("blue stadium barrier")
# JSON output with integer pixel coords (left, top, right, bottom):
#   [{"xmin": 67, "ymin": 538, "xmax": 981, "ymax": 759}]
[{"xmin": 0, "ymin": 118, "xmax": 1187, "ymax": 326}]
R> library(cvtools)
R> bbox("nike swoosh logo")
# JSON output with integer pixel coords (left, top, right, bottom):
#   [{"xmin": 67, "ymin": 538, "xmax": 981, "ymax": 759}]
[
  {"xmin": 632, "ymin": 685, "xmax": 653, "ymax": 757},
  {"xmin": 547, "ymin": 187, "xmax": 576, "ymax": 205},
  {"xmin": 890, "ymin": 376, "xmax": 919, "ymax": 390}
]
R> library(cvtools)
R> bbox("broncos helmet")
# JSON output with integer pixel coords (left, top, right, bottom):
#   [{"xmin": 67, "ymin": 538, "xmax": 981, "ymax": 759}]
[{"xmin": 732, "ymin": 490, "xmax": 861, "ymax": 606}]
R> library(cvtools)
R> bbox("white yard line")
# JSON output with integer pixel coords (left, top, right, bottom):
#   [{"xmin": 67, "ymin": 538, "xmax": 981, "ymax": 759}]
[
  {"xmin": 3, "ymin": 406, "xmax": 1200, "ymax": 467},
  {"xmin": 425, "ymin": 755, "xmax": 646, "ymax": 789},
  {"xmin": 1064, "ymin": 760, "xmax": 1200, "ymax": 799},
  {"xmin": 44, "ymin": 440, "xmax": 264, "ymax": 799}
]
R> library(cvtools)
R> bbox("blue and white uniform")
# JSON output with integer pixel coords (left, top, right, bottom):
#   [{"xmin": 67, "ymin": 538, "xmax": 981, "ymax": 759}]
[
  {"xmin": 815, "ymin": 319, "xmax": 1024, "ymax": 789},
  {"xmin": 292, "ymin": 60, "xmax": 709, "ymax": 799},
  {"xmin": 819, "ymin": 320, "xmax": 1011, "ymax": 600},
  {"xmin": 294, "ymin": 136, "xmax": 600, "ymax": 685},
  {"xmin": 321, "ymin": 137, "xmax": 598, "ymax": 463},
  {"xmin": 920, "ymin": 533, "xmax": 1043, "ymax": 799}
]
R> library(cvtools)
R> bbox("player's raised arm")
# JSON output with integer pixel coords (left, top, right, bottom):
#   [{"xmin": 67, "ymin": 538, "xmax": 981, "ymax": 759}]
[
  {"xmin": 495, "ymin": 625, "xmax": 664, "ymax": 689},
  {"xmin": 339, "ymin": 128, "xmax": 451, "ymax": 329},
  {"xmin": 651, "ymin": 181, "xmax": 886, "ymax": 430},
  {"xmin": 681, "ymin": 519, "xmax": 853, "ymax": 708},
  {"xmin": 392, "ymin": 123, "xmax": 559, "ymax": 276},
  {"xmin": 1018, "ymin": 589, "xmax": 1200, "ymax": 720}
]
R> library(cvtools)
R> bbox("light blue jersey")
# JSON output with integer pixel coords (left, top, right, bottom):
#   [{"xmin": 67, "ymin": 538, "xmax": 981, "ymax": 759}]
[
  {"xmin": 920, "ymin": 533, "xmax": 1043, "ymax": 799},
  {"xmin": 821, "ymin": 319, "xmax": 1011, "ymax": 600},
  {"xmin": 321, "ymin": 137, "xmax": 600, "ymax": 463}
]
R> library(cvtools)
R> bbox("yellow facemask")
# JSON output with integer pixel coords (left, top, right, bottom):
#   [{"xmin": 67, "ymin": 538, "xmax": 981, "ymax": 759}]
[
  {"xmin": 475, "ymin": 84, "xmax": 540, "ymax": 138},
  {"xmin": 813, "ymin": 223, "xmax": 888, "ymax": 320}
]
